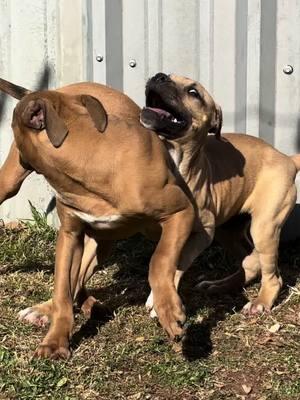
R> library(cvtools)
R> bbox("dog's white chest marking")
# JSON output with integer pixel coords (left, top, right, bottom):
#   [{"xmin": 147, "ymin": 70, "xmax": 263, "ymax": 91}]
[
  {"xmin": 162, "ymin": 139, "xmax": 182, "ymax": 169},
  {"xmin": 73, "ymin": 211, "xmax": 123, "ymax": 229},
  {"xmin": 168, "ymin": 146, "xmax": 181, "ymax": 168}
]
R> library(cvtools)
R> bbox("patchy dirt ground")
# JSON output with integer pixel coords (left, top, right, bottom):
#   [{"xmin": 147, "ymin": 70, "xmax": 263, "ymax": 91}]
[{"xmin": 0, "ymin": 210, "xmax": 299, "ymax": 399}]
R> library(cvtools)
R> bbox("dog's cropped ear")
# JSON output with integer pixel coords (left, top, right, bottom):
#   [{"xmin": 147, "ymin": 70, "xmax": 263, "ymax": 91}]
[
  {"xmin": 21, "ymin": 99, "xmax": 68, "ymax": 148},
  {"xmin": 209, "ymin": 105, "xmax": 223, "ymax": 140},
  {"xmin": 81, "ymin": 95, "xmax": 107, "ymax": 132}
]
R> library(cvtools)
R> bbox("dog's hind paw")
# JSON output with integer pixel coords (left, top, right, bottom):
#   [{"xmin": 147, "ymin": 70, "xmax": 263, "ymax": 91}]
[
  {"xmin": 242, "ymin": 301, "xmax": 269, "ymax": 315},
  {"xmin": 150, "ymin": 308, "xmax": 158, "ymax": 319},
  {"xmin": 145, "ymin": 291, "xmax": 158, "ymax": 319},
  {"xmin": 145, "ymin": 291, "xmax": 154, "ymax": 310},
  {"xmin": 18, "ymin": 307, "xmax": 49, "ymax": 327}
]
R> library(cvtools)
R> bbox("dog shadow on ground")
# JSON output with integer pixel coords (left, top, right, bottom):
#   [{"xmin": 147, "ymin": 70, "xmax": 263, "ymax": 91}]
[{"xmin": 70, "ymin": 233, "xmax": 300, "ymax": 358}]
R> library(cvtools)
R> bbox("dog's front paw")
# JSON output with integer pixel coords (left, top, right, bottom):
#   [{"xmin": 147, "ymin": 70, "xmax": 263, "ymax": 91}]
[
  {"xmin": 242, "ymin": 300, "xmax": 270, "ymax": 315},
  {"xmin": 154, "ymin": 292, "xmax": 186, "ymax": 340},
  {"xmin": 18, "ymin": 307, "xmax": 50, "ymax": 327},
  {"xmin": 34, "ymin": 339, "xmax": 71, "ymax": 360}
]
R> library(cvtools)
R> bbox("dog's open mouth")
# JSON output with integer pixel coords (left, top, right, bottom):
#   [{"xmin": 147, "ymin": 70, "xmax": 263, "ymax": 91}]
[{"xmin": 140, "ymin": 91, "xmax": 189, "ymax": 138}]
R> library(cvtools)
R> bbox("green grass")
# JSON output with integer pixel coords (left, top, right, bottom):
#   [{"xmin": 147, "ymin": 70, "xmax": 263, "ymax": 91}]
[{"xmin": 0, "ymin": 207, "xmax": 299, "ymax": 399}]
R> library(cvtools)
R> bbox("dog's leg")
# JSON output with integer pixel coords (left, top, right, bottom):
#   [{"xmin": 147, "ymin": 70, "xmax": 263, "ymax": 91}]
[
  {"xmin": 149, "ymin": 190, "xmax": 211, "ymax": 340},
  {"xmin": 146, "ymin": 231, "xmax": 213, "ymax": 318},
  {"xmin": 18, "ymin": 236, "xmax": 97, "ymax": 326},
  {"xmin": 146, "ymin": 216, "xmax": 253, "ymax": 313},
  {"xmin": 149, "ymin": 190, "xmax": 195, "ymax": 339},
  {"xmin": 0, "ymin": 141, "xmax": 49, "ymax": 327},
  {"xmin": 0, "ymin": 141, "xmax": 32, "ymax": 203},
  {"xmin": 18, "ymin": 238, "xmax": 113, "ymax": 325},
  {"xmin": 197, "ymin": 249, "xmax": 261, "ymax": 295},
  {"xmin": 242, "ymin": 226, "xmax": 281, "ymax": 314},
  {"xmin": 34, "ymin": 203, "xmax": 84, "ymax": 359},
  {"xmin": 0, "ymin": 141, "xmax": 51, "ymax": 327},
  {"xmin": 243, "ymin": 185, "xmax": 297, "ymax": 314},
  {"xmin": 149, "ymin": 213, "xmax": 192, "ymax": 339},
  {"xmin": 196, "ymin": 218, "xmax": 261, "ymax": 294},
  {"xmin": 76, "ymin": 239, "xmax": 113, "ymax": 318}
]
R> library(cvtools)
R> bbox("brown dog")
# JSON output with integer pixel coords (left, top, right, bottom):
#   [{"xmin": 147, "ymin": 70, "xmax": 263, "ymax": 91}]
[
  {"xmin": 140, "ymin": 73, "xmax": 300, "ymax": 316},
  {"xmin": 1, "ymin": 77, "xmax": 214, "ymax": 359},
  {"xmin": 0, "ymin": 81, "xmax": 136, "ymax": 327}
]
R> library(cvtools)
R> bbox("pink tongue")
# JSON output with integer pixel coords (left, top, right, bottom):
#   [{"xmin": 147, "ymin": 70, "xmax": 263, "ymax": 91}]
[{"xmin": 147, "ymin": 107, "xmax": 171, "ymax": 118}]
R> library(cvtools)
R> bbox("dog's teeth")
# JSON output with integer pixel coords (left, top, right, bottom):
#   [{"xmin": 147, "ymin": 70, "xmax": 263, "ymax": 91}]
[{"xmin": 173, "ymin": 118, "xmax": 178, "ymax": 123}]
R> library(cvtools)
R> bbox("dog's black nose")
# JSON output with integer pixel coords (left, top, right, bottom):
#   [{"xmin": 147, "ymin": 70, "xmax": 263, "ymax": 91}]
[{"xmin": 152, "ymin": 73, "xmax": 170, "ymax": 83}]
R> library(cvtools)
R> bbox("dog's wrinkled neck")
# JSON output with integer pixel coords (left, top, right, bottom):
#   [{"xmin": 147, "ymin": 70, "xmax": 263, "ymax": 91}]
[
  {"xmin": 170, "ymin": 125, "xmax": 208, "ymax": 172},
  {"xmin": 163, "ymin": 128, "xmax": 209, "ymax": 187}
]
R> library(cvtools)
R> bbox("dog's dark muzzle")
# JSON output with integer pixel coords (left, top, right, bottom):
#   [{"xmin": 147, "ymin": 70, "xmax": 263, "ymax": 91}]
[
  {"xmin": 145, "ymin": 73, "xmax": 176, "ymax": 103},
  {"xmin": 141, "ymin": 73, "xmax": 190, "ymax": 138},
  {"xmin": 151, "ymin": 72, "xmax": 171, "ymax": 84}
]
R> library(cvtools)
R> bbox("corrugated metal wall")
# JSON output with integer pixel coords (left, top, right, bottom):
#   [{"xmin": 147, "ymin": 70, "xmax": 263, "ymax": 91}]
[
  {"xmin": 1, "ymin": 0, "xmax": 300, "ymax": 234},
  {"xmin": 104, "ymin": 0, "xmax": 300, "ymax": 153}
]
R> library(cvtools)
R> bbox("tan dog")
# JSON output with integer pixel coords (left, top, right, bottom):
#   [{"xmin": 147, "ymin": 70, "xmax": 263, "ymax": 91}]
[
  {"xmin": 0, "ymin": 81, "xmax": 137, "ymax": 326},
  {"xmin": 1, "ymin": 77, "xmax": 212, "ymax": 359},
  {"xmin": 140, "ymin": 73, "xmax": 300, "ymax": 316}
]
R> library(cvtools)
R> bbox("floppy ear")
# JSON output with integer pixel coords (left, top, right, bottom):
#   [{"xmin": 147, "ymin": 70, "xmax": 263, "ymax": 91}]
[
  {"xmin": 209, "ymin": 105, "xmax": 222, "ymax": 140},
  {"xmin": 21, "ymin": 99, "xmax": 69, "ymax": 148},
  {"xmin": 81, "ymin": 95, "xmax": 107, "ymax": 132}
]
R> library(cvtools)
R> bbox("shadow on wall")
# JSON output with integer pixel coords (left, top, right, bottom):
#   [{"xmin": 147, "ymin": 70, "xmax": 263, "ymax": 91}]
[
  {"xmin": 36, "ymin": 64, "xmax": 52, "ymax": 92},
  {"xmin": 0, "ymin": 92, "xmax": 6, "ymax": 125}
]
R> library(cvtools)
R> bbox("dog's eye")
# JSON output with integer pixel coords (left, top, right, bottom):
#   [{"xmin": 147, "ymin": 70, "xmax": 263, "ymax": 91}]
[{"xmin": 188, "ymin": 88, "xmax": 201, "ymax": 99}]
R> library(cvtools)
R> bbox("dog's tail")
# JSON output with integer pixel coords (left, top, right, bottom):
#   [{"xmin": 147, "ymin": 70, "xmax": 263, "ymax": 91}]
[
  {"xmin": 0, "ymin": 78, "xmax": 30, "ymax": 100},
  {"xmin": 291, "ymin": 154, "xmax": 300, "ymax": 172}
]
